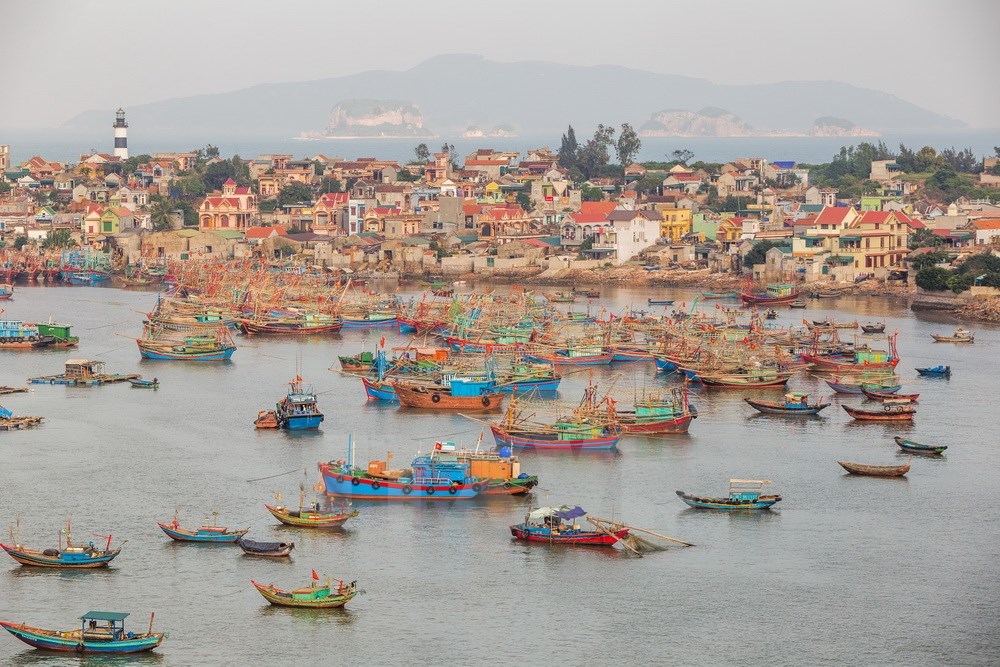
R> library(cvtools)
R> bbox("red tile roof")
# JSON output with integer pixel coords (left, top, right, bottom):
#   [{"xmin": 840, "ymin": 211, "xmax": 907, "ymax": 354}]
[
  {"xmin": 245, "ymin": 225, "xmax": 287, "ymax": 239},
  {"xmin": 971, "ymin": 218, "xmax": 1000, "ymax": 230},
  {"xmin": 222, "ymin": 178, "xmax": 237, "ymax": 185},
  {"xmin": 857, "ymin": 211, "xmax": 892, "ymax": 224},
  {"xmin": 580, "ymin": 201, "xmax": 617, "ymax": 217},
  {"xmin": 814, "ymin": 206, "xmax": 855, "ymax": 226}
]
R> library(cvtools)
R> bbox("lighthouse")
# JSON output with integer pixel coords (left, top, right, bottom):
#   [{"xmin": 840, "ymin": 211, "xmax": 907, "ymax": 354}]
[{"xmin": 113, "ymin": 108, "xmax": 128, "ymax": 159}]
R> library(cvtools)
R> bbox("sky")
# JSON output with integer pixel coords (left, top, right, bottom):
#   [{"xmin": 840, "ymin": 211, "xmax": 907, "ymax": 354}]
[{"xmin": 2, "ymin": 0, "xmax": 998, "ymax": 129}]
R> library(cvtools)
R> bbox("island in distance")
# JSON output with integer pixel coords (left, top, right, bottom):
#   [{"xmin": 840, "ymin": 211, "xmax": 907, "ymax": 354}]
[
  {"xmin": 299, "ymin": 99, "xmax": 435, "ymax": 139},
  {"xmin": 638, "ymin": 108, "xmax": 879, "ymax": 138}
]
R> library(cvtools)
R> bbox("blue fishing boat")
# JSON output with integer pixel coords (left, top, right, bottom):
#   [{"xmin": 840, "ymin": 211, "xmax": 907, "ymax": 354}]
[
  {"xmin": 676, "ymin": 479, "xmax": 782, "ymax": 510},
  {"xmin": 360, "ymin": 349, "xmax": 398, "ymax": 401},
  {"xmin": 156, "ymin": 512, "xmax": 247, "ymax": 542},
  {"xmin": 275, "ymin": 377, "xmax": 324, "ymax": 429},
  {"xmin": 916, "ymin": 365, "xmax": 951, "ymax": 377},
  {"xmin": 654, "ymin": 357, "xmax": 678, "ymax": 372},
  {"xmin": 647, "ymin": 299, "xmax": 674, "ymax": 306},
  {"xmin": 319, "ymin": 439, "xmax": 486, "ymax": 500},
  {"xmin": 1, "ymin": 522, "xmax": 122, "ymax": 568},
  {"xmin": 1, "ymin": 611, "xmax": 163, "ymax": 654},
  {"xmin": 745, "ymin": 392, "xmax": 831, "ymax": 415},
  {"xmin": 825, "ymin": 379, "xmax": 901, "ymax": 395}
]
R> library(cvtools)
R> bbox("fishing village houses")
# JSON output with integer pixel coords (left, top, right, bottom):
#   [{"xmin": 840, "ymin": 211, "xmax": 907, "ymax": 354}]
[{"xmin": 3, "ymin": 138, "xmax": 1000, "ymax": 287}]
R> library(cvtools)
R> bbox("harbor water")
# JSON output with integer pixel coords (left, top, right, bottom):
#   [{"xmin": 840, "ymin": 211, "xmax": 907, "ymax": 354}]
[{"xmin": 0, "ymin": 285, "xmax": 998, "ymax": 665}]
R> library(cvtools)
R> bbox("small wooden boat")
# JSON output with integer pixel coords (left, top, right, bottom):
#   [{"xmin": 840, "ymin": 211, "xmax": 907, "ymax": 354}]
[
  {"xmin": 647, "ymin": 298, "xmax": 674, "ymax": 306},
  {"xmin": 254, "ymin": 410, "xmax": 280, "ymax": 429},
  {"xmin": 676, "ymin": 479, "xmax": 782, "ymax": 510},
  {"xmin": 893, "ymin": 436, "xmax": 947, "ymax": 456},
  {"xmin": 764, "ymin": 309, "xmax": 778, "ymax": 320},
  {"xmin": 392, "ymin": 379, "xmax": 505, "ymax": 412},
  {"xmin": 931, "ymin": 328, "xmax": 974, "ymax": 343},
  {"xmin": 825, "ymin": 379, "xmax": 901, "ymax": 395},
  {"xmin": 338, "ymin": 350, "xmax": 374, "ymax": 372},
  {"xmin": 788, "ymin": 300, "xmax": 807, "ymax": 308},
  {"xmin": 916, "ymin": 365, "xmax": 951, "ymax": 377},
  {"xmin": 700, "ymin": 290, "xmax": 738, "ymax": 299},
  {"xmin": 745, "ymin": 392, "xmax": 830, "ymax": 415},
  {"xmin": 740, "ymin": 284, "xmax": 799, "ymax": 304},
  {"xmin": 236, "ymin": 537, "xmax": 294, "ymax": 557},
  {"xmin": 0, "ymin": 611, "xmax": 164, "ymax": 654},
  {"xmin": 251, "ymin": 577, "xmax": 360, "ymax": 608},
  {"xmin": 617, "ymin": 390, "xmax": 697, "ymax": 434},
  {"xmin": 510, "ymin": 506, "xmax": 628, "ymax": 546},
  {"xmin": 861, "ymin": 322, "xmax": 886, "ymax": 334},
  {"xmin": 128, "ymin": 377, "xmax": 158, "ymax": 388},
  {"xmin": 843, "ymin": 404, "xmax": 915, "ymax": 421},
  {"xmin": 1, "ymin": 525, "xmax": 122, "ymax": 568},
  {"xmin": 156, "ymin": 512, "xmax": 247, "ymax": 542},
  {"xmin": 862, "ymin": 387, "xmax": 919, "ymax": 402},
  {"xmin": 265, "ymin": 502, "xmax": 358, "ymax": 529},
  {"xmin": 838, "ymin": 459, "xmax": 910, "ymax": 477}
]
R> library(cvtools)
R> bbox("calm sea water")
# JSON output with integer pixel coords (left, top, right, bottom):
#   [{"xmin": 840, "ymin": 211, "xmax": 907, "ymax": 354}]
[
  {"xmin": 3, "ymin": 130, "xmax": 999, "ymax": 165},
  {"xmin": 0, "ymin": 284, "xmax": 998, "ymax": 666}
]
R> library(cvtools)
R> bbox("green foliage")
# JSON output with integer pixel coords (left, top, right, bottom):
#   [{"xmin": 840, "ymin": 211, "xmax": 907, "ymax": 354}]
[
  {"xmin": 414, "ymin": 143, "xmax": 430, "ymax": 163},
  {"xmin": 558, "ymin": 126, "xmax": 579, "ymax": 171},
  {"xmin": 577, "ymin": 124, "xmax": 615, "ymax": 179},
  {"xmin": 634, "ymin": 174, "xmax": 663, "ymax": 194},
  {"xmin": 312, "ymin": 160, "xmax": 325, "ymax": 176},
  {"xmin": 744, "ymin": 240, "xmax": 785, "ymax": 268},
  {"xmin": 119, "ymin": 154, "xmax": 153, "ymax": 175},
  {"xmin": 276, "ymin": 182, "xmax": 313, "ymax": 207},
  {"xmin": 40, "ymin": 229, "xmax": 76, "ymax": 250},
  {"xmin": 259, "ymin": 199, "xmax": 278, "ymax": 213},
  {"xmin": 13, "ymin": 235, "xmax": 28, "ymax": 250},
  {"xmin": 580, "ymin": 184, "xmax": 604, "ymax": 202},
  {"xmin": 173, "ymin": 173, "xmax": 206, "ymax": 198},
  {"xmin": 946, "ymin": 273, "xmax": 972, "ymax": 293},
  {"xmin": 203, "ymin": 161, "xmax": 237, "ymax": 191},
  {"xmin": 908, "ymin": 228, "xmax": 945, "ymax": 249},
  {"xmin": 959, "ymin": 253, "xmax": 1000, "ymax": 276},
  {"xmin": 909, "ymin": 250, "xmax": 951, "ymax": 270},
  {"xmin": 319, "ymin": 176, "xmax": 343, "ymax": 192},
  {"xmin": 396, "ymin": 169, "xmax": 420, "ymax": 183},
  {"xmin": 615, "ymin": 123, "xmax": 641, "ymax": 166},
  {"xmin": 915, "ymin": 267, "xmax": 952, "ymax": 291},
  {"xmin": 671, "ymin": 149, "xmax": 694, "ymax": 164},
  {"xmin": 173, "ymin": 200, "xmax": 198, "ymax": 227},
  {"xmin": 515, "ymin": 192, "xmax": 532, "ymax": 212},
  {"xmin": 0, "ymin": 181, "xmax": 10, "ymax": 195},
  {"xmin": 149, "ymin": 196, "xmax": 174, "ymax": 232}
]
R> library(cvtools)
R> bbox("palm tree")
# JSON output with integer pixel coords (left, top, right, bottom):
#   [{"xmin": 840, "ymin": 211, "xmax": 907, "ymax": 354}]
[
  {"xmin": 40, "ymin": 229, "xmax": 77, "ymax": 250},
  {"xmin": 149, "ymin": 197, "xmax": 174, "ymax": 231}
]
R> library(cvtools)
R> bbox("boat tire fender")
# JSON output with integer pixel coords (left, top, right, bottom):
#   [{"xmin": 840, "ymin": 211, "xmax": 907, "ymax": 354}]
[
  {"xmin": 371, "ymin": 481, "xmax": 381, "ymax": 490},
  {"xmin": 431, "ymin": 393, "xmax": 441, "ymax": 403},
  {"xmin": 448, "ymin": 485, "xmax": 458, "ymax": 495},
  {"xmin": 481, "ymin": 396, "xmax": 491, "ymax": 407},
  {"xmin": 402, "ymin": 485, "xmax": 412, "ymax": 495},
  {"xmin": 351, "ymin": 477, "xmax": 361, "ymax": 486},
  {"xmin": 503, "ymin": 482, "xmax": 512, "ymax": 490},
  {"xmin": 472, "ymin": 482, "xmax": 482, "ymax": 492},
  {"xmin": 426, "ymin": 486, "xmax": 435, "ymax": 495},
  {"xmin": 335, "ymin": 475, "xmax": 344, "ymax": 483}
]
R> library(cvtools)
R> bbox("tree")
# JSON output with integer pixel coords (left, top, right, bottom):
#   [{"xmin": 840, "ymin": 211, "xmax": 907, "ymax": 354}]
[
  {"xmin": 313, "ymin": 160, "xmax": 325, "ymax": 176},
  {"xmin": 910, "ymin": 250, "xmax": 951, "ymax": 270},
  {"xmin": 13, "ymin": 235, "xmax": 28, "ymax": 250},
  {"xmin": 231, "ymin": 155, "xmax": 252, "ymax": 187},
  {"xmin": 204, "ymin": 144, "xmax": 220, "ymax": 159},
  {"xmin": 577, "ymin": 124, "xmax": 616, "ymax": 179},
  {"xmin": 558, "ymin": 125, "xmax": 579, "ymax": 171},
  {"xmin": 414, "ymin": 143, "xmax": 430, "ymax": 163},
  {"xmin": 203, "ymin": 160, "xmax": 237, "ymax": 191},
  {"xmin": 580, "ymin": 184, "xmax": 604, "ymax": 202},
  {"xmin": 615, "ymin": 123, "xmax": 641, "ymax": 166},
  {"xmin": 635, "ymin": 174, "xmax": 663, "ymax": 194},
  {"xmin": 744, "ymin": 240, "xmax": 784, "ymax": 268},
  {"xmin": 915, "ymin": 267, "xmax": 952, "ymax": 291},
  {"xmin": 908, "ymin": 229, "xmax": 944, "ymax": 250},
  {"xmin": 149, "ymin": 196, "xmax": 175, "ymax": 231},
  {"xmin": 0, "ymin": 181, "xmax": 10, "ymax": 195},
  {"xmin": 671, "ymin": 149, "xmax": 695, "ymax": 164},
  {"xmin": 516, "ymin": 192, "xmax": 533, "ymax": 212},
  {"xmin": 40, "ymin": 229, "xmax": 76, "ymax": 250},
  {"xmin": 319, "ymin": 177, "xmax": 342, "ymax": 193},
  {"xmin": 277, "ymin": 181, "xmax": 314, "ymax": 207},
  {"xmin": 946, "ymin": 273, "xmax": 972, "ymax": 294}
]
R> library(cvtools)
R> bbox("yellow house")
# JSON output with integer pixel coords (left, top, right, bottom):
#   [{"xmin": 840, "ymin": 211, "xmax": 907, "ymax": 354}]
[{"xmin": 654, "ymin": 206, "xmax": 692, "ymax": 241}]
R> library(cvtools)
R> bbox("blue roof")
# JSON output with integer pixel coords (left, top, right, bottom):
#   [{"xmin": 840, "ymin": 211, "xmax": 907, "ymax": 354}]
[
  {"xmin": 773, "ymin": 161, "xmax": 796, "ymax": 169},
  {"xmin": 81, "ymin": 611, "xmax": 129, "ymax": 622}
]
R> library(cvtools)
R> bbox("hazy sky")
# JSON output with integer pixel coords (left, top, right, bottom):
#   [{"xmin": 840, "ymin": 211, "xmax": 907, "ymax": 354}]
[{"xmin": 3, "ymin": 0, "xmax": 998, "ymax": 129}]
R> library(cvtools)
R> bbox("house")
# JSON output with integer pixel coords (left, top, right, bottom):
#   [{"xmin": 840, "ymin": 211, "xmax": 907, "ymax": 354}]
[
  {"xmin": 582, "ymin": 209, "xmax": 661, "ymax": 264},
  {"xmin": 311, "ymin": 192, "xmax": 348, "ymax": 235},
  {"xmin": 715, "ymin": 171, "xmax": 758, "ymax": 198},
  {"xmin": 870, "ymin": 160, "xmax": 904, "ymax": 182},
  {"xmin": 661, "ymin": 173, "xmax": 703, "ymax": 195},
  {"xmin": 837, "ymin": 210, "xmax": 910, "ymax": 271},
  {"xmin": 652, "ymin": 205, "xmax": 692, "ymax": 242},
  {"xmin": 99, "ymin": 206, "xmax": 135, "ymax": 235},
  {"xmin": 559, "ymin": 201, "xmax": 618, "ymax": 246},
  {"xmin": 82, "ymin": 205, "xmax": 105, "ymax": 236},
  {"xmin": 198, "ymin": 178, "xmax": 258, "ymax": 231},
  {"xmin": 968, "ymin": 218, "xmax": 1000, "ymax": 245},
  {"xmin": 980, "ymin": 158, "xmax": 1000, "ymax": 187},
  {"xmin": 245, "ymin": 225, "xmax": 288, "ymax": 245},
  {"xmin": 477, "ymin": 205, "xmax": 536, "ymax": 241}
]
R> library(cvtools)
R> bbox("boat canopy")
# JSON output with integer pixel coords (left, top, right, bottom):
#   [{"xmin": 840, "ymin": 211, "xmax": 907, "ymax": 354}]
[
  {"xmin": 528, "ymin": 505, "xmax": 586, "ymax": 521},
  {"xmin": 80, "ymin": 611, "xmax": 129, "ymax": 622}
]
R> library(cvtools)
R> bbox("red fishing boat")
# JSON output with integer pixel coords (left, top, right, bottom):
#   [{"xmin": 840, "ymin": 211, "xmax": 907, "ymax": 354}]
[
  {"xmin": 509, "ymin": 506, "xmax": 628, "ymax": 546},
  {"xmin": 842, "ymin": 403, "xmax": 915, "ymax": 421}
]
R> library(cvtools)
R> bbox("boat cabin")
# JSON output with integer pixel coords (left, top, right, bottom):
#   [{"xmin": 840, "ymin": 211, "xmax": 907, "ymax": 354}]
[
  {"xmin": 410, "ymin": 453, "xmax": 472, "ymax": 484},
  {"xmin": 0, "ymin": 320, "xmax": 38, "ymax": 338},
  {"xmin": 80, "ymin": 611, "xmax": 131, "ymax": 642},
  {"xmin": 784, "ymin": 393, "xmax": 809, "ymax": 408},
  {"xmin": 765, "ymin": 284, "xmax": 795, "ymax": 297},
  {"xmin": 728, "ymin": 479, "xmax": 773, "ymax": 502},
  {"xmin": 447, "ymin": 377, "xmax": 495, "ymax": 397},
  {"xmin": 64, "ymin": 359, "xmax": 106, "ymax": 380}
]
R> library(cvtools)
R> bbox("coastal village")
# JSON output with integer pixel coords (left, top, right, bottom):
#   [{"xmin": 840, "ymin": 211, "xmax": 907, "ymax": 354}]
[{"xmin": 2, "ymin": 111, "xmax": 1000, "ymax": 314}]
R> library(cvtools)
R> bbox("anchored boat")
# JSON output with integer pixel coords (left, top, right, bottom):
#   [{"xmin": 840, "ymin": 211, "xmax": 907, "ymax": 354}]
[
  {"xmin": 745, "ymin": 392, "xmax": 830, "ymax": 415},
  {"xmin": 0, "ymin": 611, "xmax": 163, "ymax": 654},
  {"xmin": 838, "ymin": 459, "xmax": 910, "ymax": 477},
  {"xmin": 251, "ymin": 576, "xmax": 360, "ymax": 608},
  {"xmin": 156, "ymin": 511, "xmax": 247, "ymax": 542},
  {"xmin": 676, "ymin": 479, "xmax": 782, "ymax": 510},
  {"xmin": 1, "ymin": 522, "xmax": 122, "ymax": 568}
]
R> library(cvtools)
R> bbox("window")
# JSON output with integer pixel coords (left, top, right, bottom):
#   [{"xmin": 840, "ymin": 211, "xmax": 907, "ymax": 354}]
[{"xmin": 205, "ymin": 246, "xmax": 212, "ymax": 253}]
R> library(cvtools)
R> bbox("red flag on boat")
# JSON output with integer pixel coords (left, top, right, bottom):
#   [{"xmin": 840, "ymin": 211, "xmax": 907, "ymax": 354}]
[
  {"xmin": 311, "ymin": 569, "xmax": 319, "ymax": 580},
  {"xmin": 379, "ymin": 336, "xmax": 386, "ymax": 348},
  {"xmin": 296, "ymin": 374, "xmax": 302, "ymax": 382}
]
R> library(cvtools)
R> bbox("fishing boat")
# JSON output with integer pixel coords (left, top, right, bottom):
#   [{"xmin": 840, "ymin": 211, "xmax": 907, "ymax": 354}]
[
  {"xmin": 1, "ymin": 522, "xmax": 122, "ymax": 568},
  {"xmin": 156, "ymin": 512, "xmax": 247, "ymax": 542},
  {"xmin": 392, "ymin": 377, "xmax": 505, "ymax": 412},
  {"xmin": 916, "ymin": 365, "xmax": 951, "ymax": 377},
  {"xmin": 700, "ymin": 290, "xmax": 738, "ymax": 299},
  {"xmin": 523, "ymin": 341, "xmax": 614, "ymax": 365},
  {"xmin": 824, "ymin": 378, "xmax": 901, "ymax": 394},
  {"xmin": 338, "ymin": 350, "xmax": 375, "ymax": 372},
  {"xmin": 698, "ymin": 369, "xmax": 793, "ymax": 388},
  {"xmin": 861, "ymin": 322, "xmax": 886, "ymax": 334},
  {"xmin": 740, "ymin": 283, "xmax": 800, "ymax": 305},
  {"xmin": 893, "ymin": 436, "xmax": 947, "ymax": 456},
  {"xmin": 0, "ymin": 284, "xmax": 13, "ymax": 300},
  {"xmin": 676, "ymin": 479, "xmax": 782, "ymax": 510},
  {"xmin": 0, "ymin": 406, "xmax": 43, "ymax": 430},
  {"xmin": 862, "ymin": 387, "xmax": 918, "ymax": 402},
  {"xmin": 931, "ymin": 328, "xmax": 974, "ymax": 343},
  {"xmin": 837, "ymin": 459, "xmax": 910, "ymax": 477},
  {"xmin": 35, "ymin": 321, "xmax": 79, "ymax": 347},
  {"xmin": 803, "ymin": 334, "xmax": 899, "ymax": 371},
  {"xmin": 254, "ymin": 409, "xmax": 280, "ymax": 428},
  {"xmin": 341, "ymin": 312, "xmax": 397, "ymax": 327},
  {"xmin": 265, "ymin": 498, "xmax": 357, "ymax": 528},
  {"xmin": 496, "ymin": 361, "xmax": 561, "ymax": 393},
  {"xmin": 842, "ymin": 403, "xmax": 915, "ymax": 421},
  {"xmin": 0, "ymin": 611, "xmax": 164, "ymax": 654},
  {"xmin": 788, "ymin": 300, "xmax": 807, "ymax": 308},
  {"xmin": 137, "ymin": 326, "xmax": 236, "ymax": 361},
  {"xmin": 239, "ymin": 309, "xmax": 343, "ymax": 335},
  {"xmin": 647, "ymin": 298, "xmax": 674, "ymax": 306},
  {"xmin": 29, "ymin": 359, "xmax": 141, "ymax": 386},
  {"xmin": 271, "ymin": 377, "xmax": 323, "ymax": 429},
  {"xmin": 510, "ymin": 506, "xmax": 628, "ymax": 546},
  {"xmin": 128, "ymin": 377, "xmax": 158, "ymax": 388},
  {"xmin": 745, "ymin": 392, "xmax": 831, "ymax": 415},
  {"xmin": 251, "ymin": 575, "xmax": 360, "ymax": 608},
  {"xmin": 488, "ymin": 385, "xmax": 622, "ymax": 451},
  {"xmin": 235, "ymin": 537, "xmax": 294, "ymax": 557},
  {"xmin": 617, "ymin": 389, "xmax": 697, "ymax": 433},
  {"xmin": 0, "ymin": 319, "xmax": 53, "ymax": 349},
  {"xmin": 319, "ymin": 440, "xmax": 488, "ymax": 500}
]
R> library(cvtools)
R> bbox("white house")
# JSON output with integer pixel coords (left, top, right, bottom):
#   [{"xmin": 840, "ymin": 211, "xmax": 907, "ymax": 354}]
[{"xmin": 585, "ymin": 209, "xmax": 662, "ymax": 264}]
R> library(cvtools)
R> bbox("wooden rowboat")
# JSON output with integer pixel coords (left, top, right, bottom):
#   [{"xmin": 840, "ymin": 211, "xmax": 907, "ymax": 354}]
[
  {"xmin": 251, "ymin": 578, "xmax": 360, "ymax": 608},
  {"xmin": 862, "ymin": 387, "xmax": 919, "ymax": 402},
  {"xmin": 264, "ymin": 503, "xmax": 358, "ymax": 529},
  {"xmin": 842, "ymin": 404, "xmax": 915, "ymax": 421},
  {"xmin": 236, "ymin": 537, "xmax": 295, "ymax": 557},
  {"xmin": 838, "ymin": 459, "xmax": 910, "ymax": 477},
  {"xmin": 893, "ymin": 437, "xmax": 947, "ymax": 455}
]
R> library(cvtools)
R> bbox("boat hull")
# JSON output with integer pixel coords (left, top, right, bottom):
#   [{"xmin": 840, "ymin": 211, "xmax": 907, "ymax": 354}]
[
  {"xmin": 156, "ymin": 523, "xmax": 247, "ymax": 542},
  {"xmin": 0, "ymin": 622, "xmax": 162, "ymax": 654},
  {"xmin": 0, "ymin": 543, "xmax": 120, "ymax": 568},
  {"xmin": 264, "ymin": 504, "xmax": 355, "ymax": 528},
  {"xmin": 138, "ymin": 345, "xmax": 235, "ymax": 361},
  {"xmin": 251, "ymin": 581, "xmax": 356, "ymax": 608},
  {"xmin": 740, "ymin": 292, "xmax": 799, "ymax": 304},
  {"xmin": 393, "ymin": 383, "xmax": 505, "ymax": 411},
  {"xmin": 284, "ymin": 414, "xmax": 324, "ymax": 430},
  {"xmin": 319, "ymin": 465, "xmax": 481, "ymax": 500},
  {"xmin": 509, "ymin": 524, "xmax": 628, "ymax": 545},
  {"xmin": 618, "ymin": 413, "xmax": 695, "ymax": 434},
  {"xmin": 523, "ymin": 353, "xmax": 613, "ymax": 365},
  {"xmin": 744, "ymin": 398, "xmax": 830, "ymax": 415},
  {"xmin": 675, "ymin": 491, "xmax": 782, "ymax": 510},
  {"xmin": 843, "ymin": 405, "xmax": 914, "ymax": 421},
  {"xmin": 893, "ymin": 437, "xmax": 946, "ymax": 455},
  {"xmin": 491, "ymin": 425, "xmax": 620, "ymax": 451},
  {"xmin": 838, "ymin": 460, "xmax": 910, "ymax": 477}
]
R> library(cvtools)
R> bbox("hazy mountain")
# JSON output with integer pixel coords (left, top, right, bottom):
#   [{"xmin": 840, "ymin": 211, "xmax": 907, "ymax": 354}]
[{"xmin": 61, "ymin": 54, "xmax": 964, "ymax": 137}]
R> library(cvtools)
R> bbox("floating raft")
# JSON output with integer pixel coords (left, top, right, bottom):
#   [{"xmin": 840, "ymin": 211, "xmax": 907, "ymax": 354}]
[
  {"xmin": 0, "ymin": 416, "xmax": 43, "ymax": 431},
  {"xmin": 0, "ymin": 386, "xmax": 28, "ymax": 395}
]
